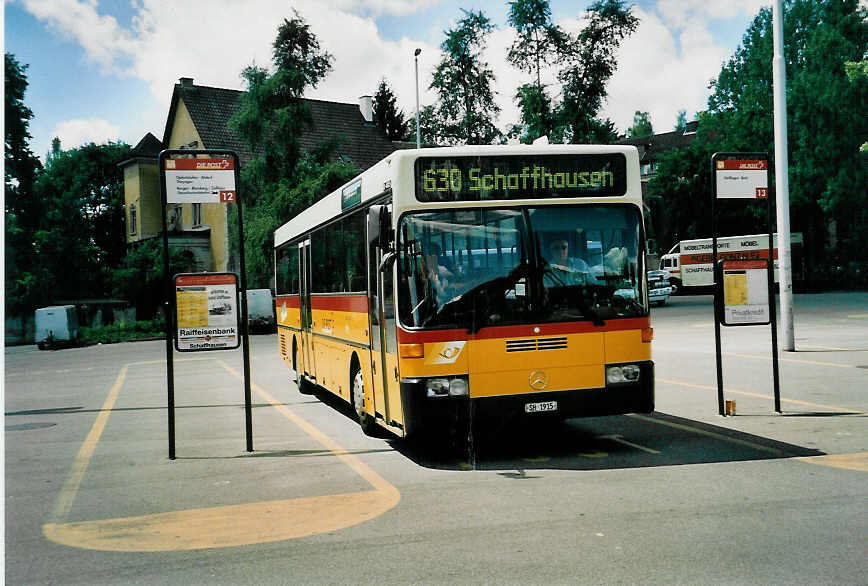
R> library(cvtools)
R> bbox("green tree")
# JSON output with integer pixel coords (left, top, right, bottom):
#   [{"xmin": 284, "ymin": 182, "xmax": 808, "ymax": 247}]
[
  {"xmin": 29, "ymin": 141, "xmax": 131, "ymax": 303},
  {"xmin": 506, "ymin": 0, "xmax": 567, "ymax": 142},
  {"xmin": 674, "ymin": 109, "xmax": 688, "ymax": 132},
  {"xmin": 555, "ymin": 0, "xmax": 639, "ymax": 143},
  {"xmin": 697, "ymin": 0, "xmax": 865, "ymax": 270},
  {"xmin": 5, "ymin": 53, "xmax": 44, "ymax": 313},
  {"xmin": 228, "ymin": 11, "xmax": 363, "ymax": 287},
  {"xmin": 111, "ymin": 238, "xmax": 197, "ymax": 320},
  {"xmin": 429, "ymin": 9, "xmax": 502, "ymax": 145},
  {"xmin": 372, "ymin": 78, "xmax": 410, "ymax": 141},
  {"xmin": 627, "ymin": 110, "xmax": 653, "ymax": 138},
  {"xmin": 230, "ymin": 10, "xmax": 334, "ymax": 190}
]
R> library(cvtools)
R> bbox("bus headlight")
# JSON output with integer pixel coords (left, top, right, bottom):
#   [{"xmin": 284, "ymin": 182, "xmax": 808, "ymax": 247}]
[
  {"xmin": 425, "ymin": 376, "xmax": 469, "ymax": 398},
  {"xmin": 606, "ymin": 364, "xmax": 641, "ymax": 385}
]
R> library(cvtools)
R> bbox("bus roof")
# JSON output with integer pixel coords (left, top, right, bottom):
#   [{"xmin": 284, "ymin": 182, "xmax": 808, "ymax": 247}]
[{"xmin": 274, "ymin": 144, "xmax": 640, "ymax": 248}]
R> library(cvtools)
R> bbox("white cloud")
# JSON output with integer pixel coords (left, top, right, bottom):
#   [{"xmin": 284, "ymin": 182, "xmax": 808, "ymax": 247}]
[
  {"xmin": 603, "ymin": 7, "xmax": 730, "ymax": 133},
  {"xmin": 18, "ymin": 0, "xmax": 138, "ymax": 73},
  {"xmin": 51, "ymin": 118, "xmax": 121, "ymax": 149},
  {"xmin": 656, "ymin": 0, "xmax": 770, "ymax": 30},
  {"xmin": 18, "ymin": 0, "xmax": 758, "ymax": 145}
]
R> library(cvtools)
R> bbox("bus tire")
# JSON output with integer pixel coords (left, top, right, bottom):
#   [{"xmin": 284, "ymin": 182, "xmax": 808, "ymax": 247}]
[{"xmin": 351, "ymin": 362, "xmax": 377, "ymax": 436}]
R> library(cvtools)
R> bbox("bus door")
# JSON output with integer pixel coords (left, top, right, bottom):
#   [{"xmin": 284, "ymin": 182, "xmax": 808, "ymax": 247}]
[
  {"xmin": 369, "ymin": 230, "xmax": 404, "ymax": 433},
  {"xmin": 299, "ymin": 239, "xmax": 316, "ymax": 382}
]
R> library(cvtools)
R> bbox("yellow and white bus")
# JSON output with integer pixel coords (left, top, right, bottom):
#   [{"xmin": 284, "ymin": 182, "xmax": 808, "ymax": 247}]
[{"xmin": 274, "ymin": 145, "xmax": 654, "ymax": 439}]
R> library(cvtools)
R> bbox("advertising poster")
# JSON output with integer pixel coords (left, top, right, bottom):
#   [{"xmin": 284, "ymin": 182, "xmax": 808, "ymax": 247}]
[
  {"xmin": 174, "ymin": 273, "xmax": 240, "ymax": 351},
  {"xmin": 722, "ymin": 260, "xmax": 770, "ymax": 325}
]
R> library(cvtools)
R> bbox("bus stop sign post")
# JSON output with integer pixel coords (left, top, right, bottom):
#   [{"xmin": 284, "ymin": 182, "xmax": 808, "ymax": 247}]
[
  {"xmin": 158, "ymin": 150, "xmax": 254, "ymax": 459},
  {"xmin": 711, "ymin": 152, "xmax": 781, "ymax": 416}
]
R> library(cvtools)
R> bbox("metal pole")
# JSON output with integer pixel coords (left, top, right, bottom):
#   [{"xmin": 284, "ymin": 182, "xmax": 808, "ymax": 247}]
[
  {"xmin": 773, "ymin": 0, "xmax": 795, "ymax": 351},
  {"xmin": 414, "ymin": 48, "xmax": 421, "ymax": 149},
  {"xmin": 158, "ymin": 151, "xmax": 176, "ymax": 460},
  {"xmin": 236, "ymin": 193, "xmax": 254, "ymax": 453}
]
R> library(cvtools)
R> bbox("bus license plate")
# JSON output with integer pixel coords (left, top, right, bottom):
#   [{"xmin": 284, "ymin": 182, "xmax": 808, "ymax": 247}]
[{"xmin": 525, "ymin": 401, "xmax": 557, "ymax": 414}]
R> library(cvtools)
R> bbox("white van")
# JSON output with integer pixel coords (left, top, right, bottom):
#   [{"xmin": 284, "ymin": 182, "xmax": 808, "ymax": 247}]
[
  {"xmin": 245, "ymin": 289, "xmax": 276, "ymax": 333},
  {"xmin": 35, "ymin": 305, "xmax": 79, "ymax": 350}
]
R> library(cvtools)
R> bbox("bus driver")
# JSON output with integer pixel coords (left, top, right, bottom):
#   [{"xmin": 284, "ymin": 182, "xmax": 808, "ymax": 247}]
[{"xmin": 545, "ymin": 237, "xmax": 592, "ymax": 285}]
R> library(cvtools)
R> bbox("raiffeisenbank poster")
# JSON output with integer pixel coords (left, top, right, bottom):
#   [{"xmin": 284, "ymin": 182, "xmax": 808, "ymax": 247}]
[{"xmin": 174, "ymin": 273, "xmax": 240, "ymax": 351}]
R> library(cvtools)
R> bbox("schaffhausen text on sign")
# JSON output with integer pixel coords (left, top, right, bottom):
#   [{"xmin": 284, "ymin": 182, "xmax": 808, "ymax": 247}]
[{"xmin": 165, "ymin": 157, "xmax": 236, "ymax": 203}]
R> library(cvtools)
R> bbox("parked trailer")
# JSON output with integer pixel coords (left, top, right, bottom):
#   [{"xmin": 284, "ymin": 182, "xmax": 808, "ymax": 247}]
[
  {"xmin": 35, "ymin": 305, "xmax": 79, "ymax": 350},
  {"xmin": 659, "ymin": 233, "xmax": 803, "ymax": 293}
]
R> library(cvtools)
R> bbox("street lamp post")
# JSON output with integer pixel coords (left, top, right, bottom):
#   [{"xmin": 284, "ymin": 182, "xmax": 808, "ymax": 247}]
[{"xmin": 414, "ymin": 48, "xmax": 421, "ymax": 149}]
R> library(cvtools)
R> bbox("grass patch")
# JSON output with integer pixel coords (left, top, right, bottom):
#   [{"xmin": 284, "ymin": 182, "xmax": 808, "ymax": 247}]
[{"xmin": 80, "ymin": 319, "xmax": 166, "ymax": 345}]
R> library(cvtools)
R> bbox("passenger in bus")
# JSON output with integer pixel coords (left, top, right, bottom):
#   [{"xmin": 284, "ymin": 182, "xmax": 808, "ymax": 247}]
[
  {"xmin": 544, "ymin": 237, "xmax": 592, "ymax": 285},
  {"xmin": 423, "ymin": 243, "xmax": 457, "ymax": 304}
]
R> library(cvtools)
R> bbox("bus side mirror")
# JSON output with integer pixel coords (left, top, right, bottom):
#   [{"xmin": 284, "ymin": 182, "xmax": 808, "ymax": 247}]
[{"xmin": 368, "ymin": 205, "xmax": 393, "ymax": 249}]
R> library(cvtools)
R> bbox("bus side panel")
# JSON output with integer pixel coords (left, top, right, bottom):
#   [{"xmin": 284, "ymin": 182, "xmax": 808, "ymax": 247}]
[
  {"xmin": 276, "ymin": 295, "xmax": 301, "ymax": 368},
  {"xmin": 308, "ymin": 295, "xmax": 370, "ymax": 402}
]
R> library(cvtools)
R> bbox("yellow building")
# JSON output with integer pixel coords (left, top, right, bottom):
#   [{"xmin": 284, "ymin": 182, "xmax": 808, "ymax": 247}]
[{"xmin": 119, "ymin": 77, "xmax": 407, "ymax": 273}]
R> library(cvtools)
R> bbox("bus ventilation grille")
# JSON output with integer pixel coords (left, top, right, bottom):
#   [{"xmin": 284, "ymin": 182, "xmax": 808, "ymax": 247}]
[
  {"xmin": 506, "ymin": 337, "xmax": 568, "ymax": 352},
  {"xmin": 279, "ymin": 336, "xmax": 287, "ymax": 357}
]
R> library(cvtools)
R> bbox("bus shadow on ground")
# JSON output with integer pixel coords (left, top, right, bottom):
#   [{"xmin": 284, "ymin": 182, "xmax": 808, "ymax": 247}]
[{"xmin": 393, "ymin": 412, "xmax": 824, "ymax": 471}]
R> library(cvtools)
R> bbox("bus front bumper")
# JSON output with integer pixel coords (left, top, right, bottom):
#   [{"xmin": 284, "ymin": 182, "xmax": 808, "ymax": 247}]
[{"xmin": 400, "ymin": 361, "xmax": 654, "ymax": 436}]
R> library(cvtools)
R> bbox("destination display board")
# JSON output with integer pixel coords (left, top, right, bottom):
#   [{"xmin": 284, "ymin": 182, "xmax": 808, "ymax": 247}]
[
  {"xmin": 164, "ymin": 157, "xmax": 236, "ymax": 204},
  {"xmin": 715, "ymin": 157, "xmax": 769, "ymax": 199},
  {"xmin": 174, "ymin": 273, "xmax": 240, "ymax": 351},
  {"xmin": 414, "ymin": 154, "xmax": 627, "ymax": 201}
]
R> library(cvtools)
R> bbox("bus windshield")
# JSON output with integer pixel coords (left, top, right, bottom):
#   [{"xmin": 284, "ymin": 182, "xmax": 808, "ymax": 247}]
[{"xmin": 397, "ymin": 205, "xmax": 645, "ymax": 331}]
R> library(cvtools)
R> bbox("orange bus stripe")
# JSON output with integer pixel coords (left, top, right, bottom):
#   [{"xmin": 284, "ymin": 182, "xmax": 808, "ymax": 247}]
[
  {"xmin": 276, "ymin": 295, "xmax": 300, "ymax": 309},
  {"xmin": 310, "ymin": 295, "xmax": 369, "ymax": 313}
]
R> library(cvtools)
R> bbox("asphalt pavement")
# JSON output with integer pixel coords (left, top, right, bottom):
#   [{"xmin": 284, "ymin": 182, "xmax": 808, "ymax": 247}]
[{"xmin": 4, "ymin": 291, "xmax": 866, "ymax": 585}]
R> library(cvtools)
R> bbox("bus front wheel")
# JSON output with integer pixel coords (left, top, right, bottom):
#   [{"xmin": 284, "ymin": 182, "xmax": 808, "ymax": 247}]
[{"xmin": 351, "ymin": 366, "xmax": 377, "ymax": 436}]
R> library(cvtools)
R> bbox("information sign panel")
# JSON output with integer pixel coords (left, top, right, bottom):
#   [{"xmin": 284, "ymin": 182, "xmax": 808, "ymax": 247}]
[
  {"xmin": 715, "ymin": 158, "xmax": 769, "ymax": 199},
  {"xmin": 165, "ymin": 157, "xmax": 236, "ymax": 203},
  {"xmin": 720, "ymin": 260, "xmax": 771, "ymax": 326},
  {"xmin": 174, "ymin": 273, "xmax": 240, "ymax": 351}
]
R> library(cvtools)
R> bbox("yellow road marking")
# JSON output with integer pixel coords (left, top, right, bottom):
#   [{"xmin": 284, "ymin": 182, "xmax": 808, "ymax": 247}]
[
  {"xmin": 795, "ymin": 452, "xmax": 868, "ymax": 472},
  {"xmin": 44, "ymin": 490, "xmax": 392, "ymax": 552},
  {"xmin": 51, "ymin": 364, "xmax": 128, "ymax": 522},
  {"xmin": 847, "ymin": 314, "xmax": 868, "ymax": 318},
  {"xmin": 218, "ymin": 359, "xmax": 399, "ymax": 497},
  {"xmin": 598, "ymin": 434, "xmax": 661, "ymax": 454},
  {"xmin": 44, "ymin": 358, "xmax": 400, "ymax": 552},
  {"xmin": 725, "ymin": 351, "xmax": 855, "ymax": 369},
  {"xmin": 628, "ymin": 413, "xmax": 788, "ymax": 455},
  {"xmin": 657, "ymin": 378, "xmax": 864, "ymax": 414}
]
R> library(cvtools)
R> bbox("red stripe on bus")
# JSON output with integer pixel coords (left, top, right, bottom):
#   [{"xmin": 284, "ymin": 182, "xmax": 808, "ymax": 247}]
[
  {"xmin": 310, "ymin": 295, "xmax": 370, "ymax": 313},
  {"xmin": 276, "ymin": 295, "xmax": 300, "ymax": 309},
  {"xmin": 396, "ymin": 317, "xmax": 651, "ymax": 343}
]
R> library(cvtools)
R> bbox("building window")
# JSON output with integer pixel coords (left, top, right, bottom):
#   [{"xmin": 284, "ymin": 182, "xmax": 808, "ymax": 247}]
[
  {"xmin": 192, "ymin": 203, "xmax": 202, "ymax": 227},
  {"xmin": 129, "ymin": 204, "xmax": 137, "ymax": 235}
]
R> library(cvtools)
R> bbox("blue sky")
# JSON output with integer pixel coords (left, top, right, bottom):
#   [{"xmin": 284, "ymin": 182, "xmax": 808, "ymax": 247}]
[{"xmin": 5, "ymin": 0, "xmax": 769, "ymax": 159}]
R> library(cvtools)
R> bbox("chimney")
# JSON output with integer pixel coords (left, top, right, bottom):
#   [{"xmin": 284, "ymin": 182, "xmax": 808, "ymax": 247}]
[
  {"xmin": 359, "ymin": 95, "xmax": 373, "ymax": 123},
  {"xmin": 180, "ymin": 77, "xmax": 194, "ymax": 87}
]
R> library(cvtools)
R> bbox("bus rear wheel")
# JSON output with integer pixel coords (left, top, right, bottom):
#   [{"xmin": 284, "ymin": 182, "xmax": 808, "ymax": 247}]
[{"xmin": 351, "ymin": 367, "xmax": 377, "ymax": 436}]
